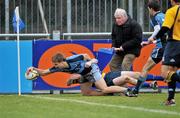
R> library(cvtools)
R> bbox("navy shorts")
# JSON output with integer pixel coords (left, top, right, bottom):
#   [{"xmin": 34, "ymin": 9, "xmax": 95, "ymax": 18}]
[
  {"xmin": 151, "ymin": 47, "xmax": 165, "ymax": 64},
  {"xmin": 162, "ymin": 40, "xmax": 180, "ymax": 67},
  {"xmin": 104, "ymin": 71, "xmax": 121, "ymax": 86}
]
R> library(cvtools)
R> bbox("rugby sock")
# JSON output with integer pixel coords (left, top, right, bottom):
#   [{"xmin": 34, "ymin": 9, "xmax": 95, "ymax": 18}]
[
  {"xmin": 167, "ymin": 80, "xmax": 176, "ymax": 101},
  {"xmin": 167, "ymin": 73, "xmax": 179, "ymax": 100},
  {"xmin": 134, "ymin": 76, "xmax": 146, "ymax": 91}
]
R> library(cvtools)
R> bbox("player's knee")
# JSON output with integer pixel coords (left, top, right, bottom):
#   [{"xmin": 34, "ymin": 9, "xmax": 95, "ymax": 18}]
[
  {"xmin": 124, "ymin": 76, "xmax": 130, "ymax": 82},
  {"xmin": 101, "ymin": 87, "xmax": 108, "ymax": 93},
  {"xmin": 136, "ymin": 72, "xmax": 141, "ymax": 75},
  {"xmin": 134, "ymin": 72, "xmax": 141, "ymax": 78},
  {"xmin": 142, "ymin": 69, "xmax": 149, "ymax": 74},
  {"xmin": 122, "ymin": 63, "xmax": 132, "ymax": 71},
  {"xmin": 101, "ymin": 87, "xmax": 114, "ymax": 94},
  {"xmin": 161, "ymin": 70, "xmax": 169, "ymax": 79},
  {"xmin": 161, "ymin": 73, "xmax": 167, "ymax": 79}
]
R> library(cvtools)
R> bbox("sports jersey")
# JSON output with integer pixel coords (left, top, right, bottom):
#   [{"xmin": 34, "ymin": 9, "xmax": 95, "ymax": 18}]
[
  {"xmin": 150, "ymin": 11, "xmax": 165, "ymax": 48},
  {"xmin": 49, "ymin": 54, "xmax": 91, "ymax": 75},
  {"xmin": 162, "ymin": 5, "xmax": 180, "ymax": 41}
]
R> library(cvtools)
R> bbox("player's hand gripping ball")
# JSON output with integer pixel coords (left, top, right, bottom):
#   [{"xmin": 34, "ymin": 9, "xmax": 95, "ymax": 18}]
[{"xmin": 25, "ymin": 67, "xmax": 39, "ymax": 80}]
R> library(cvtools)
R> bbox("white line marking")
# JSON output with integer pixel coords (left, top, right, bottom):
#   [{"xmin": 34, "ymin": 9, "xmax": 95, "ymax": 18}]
[{"xmin": 23, "ymin": 95, "xmax": 180, "ymax": 116}]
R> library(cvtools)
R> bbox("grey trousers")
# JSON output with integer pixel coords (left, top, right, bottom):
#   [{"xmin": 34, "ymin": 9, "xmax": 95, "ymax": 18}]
[{"xmin": 109, "ymin": 53, "xmax": 136, "ymax": 71}]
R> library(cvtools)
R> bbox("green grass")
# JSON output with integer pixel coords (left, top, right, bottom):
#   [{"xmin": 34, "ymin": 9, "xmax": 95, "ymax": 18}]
[{"xmin": 0, "ymin": 93, "xmax": 180, "ymax": 118}]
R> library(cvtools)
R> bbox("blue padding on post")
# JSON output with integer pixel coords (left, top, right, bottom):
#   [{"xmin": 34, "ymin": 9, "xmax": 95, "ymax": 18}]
[
  {"xmin": 97, "ymin": 48, "xmax": 114, "ymax": 71},
  {"xmin": 0, "ymin": 41, "xmax": 32, "ymax": 93}
]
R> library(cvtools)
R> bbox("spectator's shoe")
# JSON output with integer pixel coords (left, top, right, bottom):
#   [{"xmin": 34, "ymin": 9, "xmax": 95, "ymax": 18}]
[
  {"xmin": 125, "ymin": 88, "xmax": 138, "ymax": 97},
  {"xmin": 150, "ymin": 81, "xmax": 158, "ymax": 90},
  {"xmin": 164, "ymin": 99, "xmax": 176, "ymax": 106}
]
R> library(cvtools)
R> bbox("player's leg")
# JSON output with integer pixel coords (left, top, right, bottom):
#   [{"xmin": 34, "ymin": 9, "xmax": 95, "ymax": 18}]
[
  {"xmin": 112, "ymin": 75, "xmax": 137, "ymax": 86},
  {"xmin": 125, "ymin": 57, "xmax": 158, "ymax": 97},
  {"xmin": 91, "ymin": 64, "xmax": 128, "ymax": 94},
  {"xmin": 80, "ymin": 82, "xmax": 105, "ymax": 96},
  {"xmin": 121, "ymin": 71, "xmax": 140, "ymax": 79},
  {"xmin": 134, "ymin": 57, "xmax": 156, "ymax": 93},
  {"xmin": 161, "ymin": 65, "xmax": 177, "ymax": 106},
  {"xmin": 112, "ymin": 71, "xmax": 157, "ymax": 89},
  {"xmin": 95, "ymin": 78, "xmax": 128, "ymax": 94},
  {"xmin": 104, "ymin": 71, "xmax": 138, "ymax": 87},
  {"xmin": 161, "ymin": 41, "xmax": 180, "ymax": 106},
  {"xmin": 130, "ymin": 47, "xmax": 164, "ymax": 96}
]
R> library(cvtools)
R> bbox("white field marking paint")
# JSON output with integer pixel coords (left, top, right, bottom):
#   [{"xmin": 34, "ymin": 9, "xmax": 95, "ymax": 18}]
[{"xmin": 23, "ymin": 95, "xmax": 180, "ymax": 116}]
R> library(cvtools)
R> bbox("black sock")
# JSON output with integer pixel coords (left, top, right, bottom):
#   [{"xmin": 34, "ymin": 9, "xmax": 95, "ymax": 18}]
[
  {"xmin": 135, "ymin": 80, "xmax": 142, "ymax": 91},
  {"xmin": 167, "ymin": 79, "xmax": 176, "ymax": 101}
]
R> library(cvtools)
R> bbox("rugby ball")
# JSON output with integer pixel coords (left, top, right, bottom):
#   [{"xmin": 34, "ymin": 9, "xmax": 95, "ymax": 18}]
[{"xmin": 25, "ymin": 68, "xmax": 39, "ymax": 80}]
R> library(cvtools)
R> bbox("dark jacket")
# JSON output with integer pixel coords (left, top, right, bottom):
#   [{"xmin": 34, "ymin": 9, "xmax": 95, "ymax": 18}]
[{"xmin": 111, "ymin": 16, "xmax": 142, "ymax": 57}]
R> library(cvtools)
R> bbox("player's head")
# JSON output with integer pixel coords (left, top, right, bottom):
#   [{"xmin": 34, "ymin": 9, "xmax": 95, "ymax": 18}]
[
  {"xmin": 148, "ymin": 0, "xmax": 160, "ymax": 15},
  {"xmin": 114, "ymin": 8, "xmax": 128, "ymax": 26},
  {"xmin": 52, "ymin": 52, "xmax": 65, "ymax": 67},
  {"xmin": 173, "ymin": 0, "xmax": 180, "ymax": 3},
  {"xmin": 170, "ymin": 0, "xmax": 180, "ymax": 6}
]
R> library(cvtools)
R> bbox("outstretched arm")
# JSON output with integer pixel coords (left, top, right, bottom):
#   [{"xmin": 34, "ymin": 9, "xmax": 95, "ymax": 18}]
[{"xmin": 32, "ymin": 67, "xmax": 51, "ymax": 76}]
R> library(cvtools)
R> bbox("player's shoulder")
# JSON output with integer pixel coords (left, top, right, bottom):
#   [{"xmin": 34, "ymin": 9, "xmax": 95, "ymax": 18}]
[
  {"xmin": 154, "ymin": 12, "xmax": 165, "ymax": 22},
  {"xmin": 66, "ymin": 54, "xmax": 84, "ymax": 63},
  {"xmin": 155, "ymin": 12, "xmax": 165, "ymax": 18},
  {"xmin": 166, "ymin": 5, "xmax": 179, "ymax": 15},
  {"xmin": 67, "ymin": 54, "xmax": 82, "ymax": 59}
]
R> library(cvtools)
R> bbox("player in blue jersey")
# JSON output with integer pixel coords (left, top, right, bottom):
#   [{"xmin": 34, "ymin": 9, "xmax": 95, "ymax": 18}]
[
  {"xmin": 126, "ymin": 0, "xmax": 166, "ymax": 97},
  {"xmin": 32, "ymin": 52, "xmax": 133, "ymax": 96}
]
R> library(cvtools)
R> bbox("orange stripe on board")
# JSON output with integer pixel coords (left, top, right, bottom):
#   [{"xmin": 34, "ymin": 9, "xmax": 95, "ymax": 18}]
[{"xmin": 93, "ymin": 43, "xmax": 112, "ymax": 52}]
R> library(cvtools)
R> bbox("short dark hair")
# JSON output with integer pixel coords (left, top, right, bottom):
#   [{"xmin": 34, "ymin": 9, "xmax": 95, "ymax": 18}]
[
  {"xmin": 52, "ymin": 52, "xmax": 65, "ymax": 63},
  {"xmin": 174, "ymin": 0, "xmax": 180, "ymax": 3},
  {"xmin": 148, "ymin": 0, "xmax": 160, "ymax": 11}
]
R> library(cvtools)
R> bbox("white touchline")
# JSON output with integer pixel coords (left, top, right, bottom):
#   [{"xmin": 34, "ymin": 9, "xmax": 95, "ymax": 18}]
[{"xmin": 23, "ymin": 95, "xmax": 180, "ymax": 116}]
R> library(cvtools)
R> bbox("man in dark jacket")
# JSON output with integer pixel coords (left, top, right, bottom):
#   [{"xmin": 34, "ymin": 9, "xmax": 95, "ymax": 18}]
[{"xmin": 109, "ymin": 8, "xmax": 142, "ymax": 71}]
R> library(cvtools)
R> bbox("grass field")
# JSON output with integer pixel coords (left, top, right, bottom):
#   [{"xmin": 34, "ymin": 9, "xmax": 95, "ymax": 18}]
[{"xmin": 0, "ymin": 93, "xmax": 180, "ymax": 118}]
